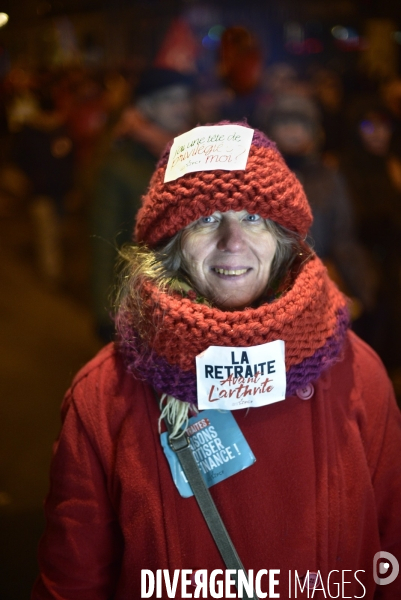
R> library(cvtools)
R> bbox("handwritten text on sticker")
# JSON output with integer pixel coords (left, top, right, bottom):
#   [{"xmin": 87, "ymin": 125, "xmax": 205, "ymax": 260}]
[{"xmin": 164, "ymin": 124, "xmax": 254, "ymax": 183}]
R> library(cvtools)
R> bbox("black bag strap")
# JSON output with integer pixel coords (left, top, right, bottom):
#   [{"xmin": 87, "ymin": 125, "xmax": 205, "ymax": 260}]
[{"xmin": 155, "ymin": 391, "xmax": 258, "ymax": 600}]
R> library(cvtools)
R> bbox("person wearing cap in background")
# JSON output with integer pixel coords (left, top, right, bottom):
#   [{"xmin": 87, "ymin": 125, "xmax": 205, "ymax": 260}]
[
  {"xmin": 90, "ymin": 66, "xmax": 193, "ymax": 342},
  {"xmin": 32, "ymin": 122, "xmax": 401, "ymax": 599}
]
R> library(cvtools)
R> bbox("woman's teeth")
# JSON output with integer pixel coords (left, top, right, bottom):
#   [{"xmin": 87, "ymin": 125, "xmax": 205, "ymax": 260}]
[{"xmin": 214, "ymin": 268, "xmax": 248, "ymax": 276}]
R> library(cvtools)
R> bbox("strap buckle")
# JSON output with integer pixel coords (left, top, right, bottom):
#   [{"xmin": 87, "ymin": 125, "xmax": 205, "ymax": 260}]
[{"xmin": 169, "ymin": 431, "xmax": 190, "ymax": 453}]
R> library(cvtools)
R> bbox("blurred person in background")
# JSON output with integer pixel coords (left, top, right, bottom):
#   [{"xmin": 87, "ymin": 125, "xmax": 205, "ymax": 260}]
[
  {"xmin": 62, "ymin": 70, "xmax": 108, "ymax": 171},
  {"xmin": 90, "ymin": 67, "xmax": 193, "ymax": 342},
  {"xmin": 192, "ymin": 74, "xmax": 231, "ymax": 126},
  {"xmin": 4, "ymin": 67, "xmax": 39, "ymax": 134},
  {"xmin": 310, "ymin": 66, "xmax": 347, "ymax": 167},
  {"xmin": 217, "ymin": 26, "xmax": 265, "ymax": 127},
  {"xmin": 381, "ymin": 77, "xmax": 401, "ymax": 160},
  {"xmin": 262, "ymin": 62, "xmax": 299, "ymax": 97},
  {"xmin": 266, "ymin": 93, "xmax": 376, "ymax": 323},
  {"xmin": 341, "ymin": 102, "xmax": 401, "ymax": 386},
  {"xmin": 254, "ymin": 62, "xmax": 312, "ymax": 131},
  {"xmin": 10, "ymin": 69, "xmax": 74, "ymax": 286},
  {"xmin": 101, "ymin": 69, "xmax": 132, "ymax": 125}
]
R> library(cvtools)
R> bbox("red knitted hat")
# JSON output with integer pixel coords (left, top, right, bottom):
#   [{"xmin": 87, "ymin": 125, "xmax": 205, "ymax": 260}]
[{"xmin": 135, "ymin": 122, "xmax": 312, "ymax": 247}]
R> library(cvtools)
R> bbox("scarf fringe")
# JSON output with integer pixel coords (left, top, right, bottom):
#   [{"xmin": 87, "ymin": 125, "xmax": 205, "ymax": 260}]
[{"xmin": 158, "ymin": 393, "xmax": 198, "ymax": 438}]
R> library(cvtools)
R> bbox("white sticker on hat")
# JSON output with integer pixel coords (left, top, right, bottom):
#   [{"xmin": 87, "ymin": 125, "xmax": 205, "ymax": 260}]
[
  {"xmin": 196, "ymin": 340, "xmax": 286, "ymax": 410},
  {"xmin": 164, "ymin": 124, "xmax": 254, "ymax": 183}
]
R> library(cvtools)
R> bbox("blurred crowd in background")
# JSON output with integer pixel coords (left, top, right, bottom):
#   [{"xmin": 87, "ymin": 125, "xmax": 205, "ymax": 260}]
[{"xmin": 1, "ymin": 12, "xmax": 401, "ymax": 395}]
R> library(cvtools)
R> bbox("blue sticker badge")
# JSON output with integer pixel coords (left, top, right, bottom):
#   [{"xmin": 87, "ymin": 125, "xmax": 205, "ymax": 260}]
[{"xmin": 161, "ymin": 410, "xmax": 256, "ymax": 498}]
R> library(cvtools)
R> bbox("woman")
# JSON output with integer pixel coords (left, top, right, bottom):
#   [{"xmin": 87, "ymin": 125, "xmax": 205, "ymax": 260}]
[{"xmin": 32, "ymin": 123, "xmax": 401, "ymax": 599}]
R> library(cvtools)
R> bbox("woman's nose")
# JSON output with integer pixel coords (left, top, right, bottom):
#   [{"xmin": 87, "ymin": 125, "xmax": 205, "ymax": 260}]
[{"xmin": 216, "ymin": 219, "xmax": 246, "ymax": 252}]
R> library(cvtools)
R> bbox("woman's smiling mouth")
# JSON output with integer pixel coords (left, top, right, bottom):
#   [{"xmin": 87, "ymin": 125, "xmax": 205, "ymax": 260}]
[{"xmin": 212, "ymin": 267, "xmax": 249, "ymax": 276}]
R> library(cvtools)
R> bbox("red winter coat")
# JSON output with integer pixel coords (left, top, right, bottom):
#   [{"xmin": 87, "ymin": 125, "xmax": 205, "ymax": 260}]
[{"xmin": 32, "ymin": 331, "xmax": 401, "ymax": 599}]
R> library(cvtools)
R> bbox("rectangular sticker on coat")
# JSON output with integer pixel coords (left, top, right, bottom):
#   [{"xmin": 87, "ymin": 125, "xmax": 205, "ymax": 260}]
[
  {"xmin": 196, "ymin": 340, "xmax": 286, "ymax": 410},
  {"xmin": 161, "ymin": 409, "xmax": 256, "ymax": 498}
]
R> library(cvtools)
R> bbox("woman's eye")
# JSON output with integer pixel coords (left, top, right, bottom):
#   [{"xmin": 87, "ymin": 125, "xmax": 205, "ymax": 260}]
[
  {"xmin": 200, "ymin": 216, "xmax": 216, "ymax": 224},
  {"xmin": 245, "ymin": 213, "xmax": 261, "ymax": 222}
]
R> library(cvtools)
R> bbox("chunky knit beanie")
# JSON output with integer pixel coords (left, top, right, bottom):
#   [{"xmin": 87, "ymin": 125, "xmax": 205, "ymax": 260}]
[{"xmin": 135, "ymin": 122, "xmax": 313, "ymax": 247}]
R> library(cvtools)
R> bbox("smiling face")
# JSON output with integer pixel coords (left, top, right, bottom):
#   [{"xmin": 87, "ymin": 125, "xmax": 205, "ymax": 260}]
[{"xmin": 180, "ymin": 210, "xmax": 277, "ymax": 310}]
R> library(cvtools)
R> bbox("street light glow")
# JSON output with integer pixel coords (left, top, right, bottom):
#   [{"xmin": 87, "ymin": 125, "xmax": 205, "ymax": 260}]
[{"xmin": 0, "ymin": 13, "xmax": 9, "ymax": 28}]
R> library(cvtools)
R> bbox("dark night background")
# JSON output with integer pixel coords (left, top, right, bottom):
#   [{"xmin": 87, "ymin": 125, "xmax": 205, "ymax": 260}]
[{"xmin": 0, "ymin": 1, "xmax": 400, "ymax": 598}]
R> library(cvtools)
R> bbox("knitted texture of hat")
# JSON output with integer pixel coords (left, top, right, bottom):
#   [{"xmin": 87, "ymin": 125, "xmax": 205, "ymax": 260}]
[
  {"xmin": 116, "ymin": 255, "xmax": 349, "ymax": 404},
  {"xmin": 135, "ymin": 123, "xmax": 313, "ymax": 247}
]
